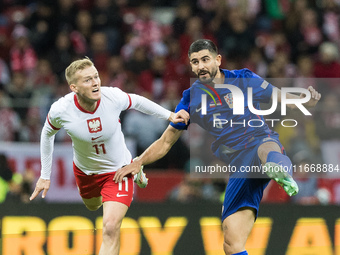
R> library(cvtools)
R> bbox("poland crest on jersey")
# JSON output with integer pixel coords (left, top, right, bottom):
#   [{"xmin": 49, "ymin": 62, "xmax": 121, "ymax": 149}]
[
  {"xmin": 224, "ymin": 93, "xmax": 233, "ymax": 108},
  {"xmin": 87, "ymin": 117, "xmax": 102, "ymax": 133}
]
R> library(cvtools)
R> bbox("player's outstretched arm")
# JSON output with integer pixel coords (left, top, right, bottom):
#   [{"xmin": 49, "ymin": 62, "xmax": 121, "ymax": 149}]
[
  {"xmin": 30, "ymin": 116, "xmax": 58, "ymax": 201},
  {"xmin": 128, "ymin": 94, "xmax": 190, "ymax": 124},
  {"xmin": 276, "ymin": 86, "xmax": 321, "ymax": 109},
  {"xmin": 30, "ymin": 178, "xmax": 51, "ymax": 200},
  {"xmin": 114, "ymin": 125, "xmax": 183, "ymax": 183}
]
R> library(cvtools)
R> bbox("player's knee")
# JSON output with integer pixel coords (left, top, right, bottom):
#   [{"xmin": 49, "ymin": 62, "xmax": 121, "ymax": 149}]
[
  {"xmin": 82, "ymin": 197, "xmax": 102, "ymax": 211},
  {"xmin": 223, "ymin": 240, "xmax": 244, "ymax": 255},
  {"xmin": 223, "ymin": 241, "xmax": 233, "ymax": 255},
  {"xmin": 85, "ymin": 204, "xmax": 102, "ymax": 211},
  {"xmin": 102, "ymin": 219, "xmax": 121, "ymax": 238}
]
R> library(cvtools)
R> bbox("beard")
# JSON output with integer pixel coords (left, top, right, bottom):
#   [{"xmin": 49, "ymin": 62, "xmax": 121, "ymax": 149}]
[{"xmin": 197, "ymin": 68, "xmax": 218, "ymax": 84}]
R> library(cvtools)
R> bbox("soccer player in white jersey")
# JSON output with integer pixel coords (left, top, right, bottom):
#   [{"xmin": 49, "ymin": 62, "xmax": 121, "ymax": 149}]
[{"xmin": 29, "ymin": 58, "xmax": 189, "ymax": 255}]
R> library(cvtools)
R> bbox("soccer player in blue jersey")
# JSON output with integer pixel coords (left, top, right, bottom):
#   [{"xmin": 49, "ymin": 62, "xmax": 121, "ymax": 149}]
[{"xmin": 114, "ymin": 39, "xmax": 321, "ymax": 255}]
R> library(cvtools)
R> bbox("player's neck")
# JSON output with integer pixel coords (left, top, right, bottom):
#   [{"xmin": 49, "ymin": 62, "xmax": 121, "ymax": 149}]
[
  {"xmin": 212, "ymin": 69, "xmax": 225, "ymax": 84},
  {"xmin": 76, "ymin": 96, "xmax": 98, "ymax": 112}
]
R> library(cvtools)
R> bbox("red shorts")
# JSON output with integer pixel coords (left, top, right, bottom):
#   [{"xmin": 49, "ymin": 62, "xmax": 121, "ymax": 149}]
[{"xmin": 73, "ymin": 163, "xmax": 134, "ymax": 207}]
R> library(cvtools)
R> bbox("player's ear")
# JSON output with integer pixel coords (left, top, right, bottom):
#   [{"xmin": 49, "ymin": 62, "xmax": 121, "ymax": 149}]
[
  {"xmin": 215, "ymin": 54, "xmax": 222, "ymax": 67},
  {"xmin": 70, "ymin": 83, "xmax": 77, "ymax": 93}
]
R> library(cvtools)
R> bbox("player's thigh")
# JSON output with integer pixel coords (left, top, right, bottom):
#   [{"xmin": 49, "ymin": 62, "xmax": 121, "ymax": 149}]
[
  {"xmin": 257, "ymin": 141, "xmax": 281, "ymax": 164},
  {"xmin": 102, "ymin": 201, "xmax": 129, "ymax": 230},
  {"xmin": 222, "ymin": 207, "xmax": 256, "ymax": 246},
  {"xmin": 82, "ymin": 196, "xmax": 102, "ymax": 211},
  {"xmin": 101, "ymin": 173, "xmax": 134, "ymax": 207}
]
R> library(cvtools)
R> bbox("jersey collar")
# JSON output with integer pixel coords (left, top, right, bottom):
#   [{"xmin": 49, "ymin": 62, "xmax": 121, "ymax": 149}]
[{"xmin": 74, "ymin": 94, "xmax": 101, "ymax": 114}]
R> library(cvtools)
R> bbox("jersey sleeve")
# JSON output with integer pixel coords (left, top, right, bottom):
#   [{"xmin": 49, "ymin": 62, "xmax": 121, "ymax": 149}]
[
  {"xmin": 106, "ymin": 87, "xmax": 131, "ymax": 110},
  {"xmin": 40, "ymin": 98, "xmax": 67, "ymax": 180},
  {"xmin": 47, "ymin": 101, "xmax": 63, "ymax": 130},
  {"xmin": 105, "ymin": 87, "xmax": 171, "ymax": 119},
  {"xmin": 170, "ymin": 89, "xmax": 190, "ymax": 130},
  {"xmin": 40, "ymin": 101, "xmax": 63, "ymax": 180},
  {"xmin": 40, "ymin": 120, "xmax": 58, "ymax": 179},
  {"xmin": 129, "ymin": 94, "xmax": 171, "ymax": 120},
  {"xmin": 243, "ymin": 69, "xmax": 274, "ymax": 103}
]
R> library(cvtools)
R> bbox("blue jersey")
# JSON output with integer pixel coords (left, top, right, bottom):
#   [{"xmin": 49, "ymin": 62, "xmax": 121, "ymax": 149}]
[{"xmin": 171, "ymin": 68, "xmax": 279, "ymax": 154}]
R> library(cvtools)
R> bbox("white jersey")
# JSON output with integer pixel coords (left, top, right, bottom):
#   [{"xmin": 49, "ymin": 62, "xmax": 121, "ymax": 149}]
[{"xmin": 40, "ymin": 87, "xmax": 171, "ymax": 179}]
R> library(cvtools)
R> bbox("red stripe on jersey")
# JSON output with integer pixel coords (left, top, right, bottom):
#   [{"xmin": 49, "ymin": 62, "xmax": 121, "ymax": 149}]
[
  {"xmin": 74, "ymin": 94, "xmax": 101, "ymax": 114},
  {"xmin": 203, "ymin": 83, "xmax": 223, "ymax": 105},
  {"xmin": 126, "ymin": 93, "xmax": 132, "ymax": 110},
  {"xmin": 47, "ymin": 116, "xmax": 60, "ymax": 130}
]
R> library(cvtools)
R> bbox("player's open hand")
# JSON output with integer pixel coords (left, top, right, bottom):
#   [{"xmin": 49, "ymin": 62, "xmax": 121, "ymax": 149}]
[
  {"xmin": 30, "ymin": 178, "xmax": 51, "ymax": 200},
  {"xmin": 114, "ymin": 161, "xmax": 142, "ymax": 183},
  {"xmin": 169, "ymin": 110, "xmax": 190, "ymax": 125},
  {"xmin": 302, "ymin": 86, "xmax": 321, "ymax": 108}
]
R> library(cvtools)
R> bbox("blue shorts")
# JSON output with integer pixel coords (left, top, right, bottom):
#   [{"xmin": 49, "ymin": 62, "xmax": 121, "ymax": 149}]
[{"xmin": 217, "ymin": 136, "xmax": 285, "ymax": 222}]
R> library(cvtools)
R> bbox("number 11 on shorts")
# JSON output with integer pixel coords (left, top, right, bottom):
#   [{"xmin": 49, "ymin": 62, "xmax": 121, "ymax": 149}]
[{"xmin": 118, "ymin": 177, "xmax": 128, "ymax": 191}]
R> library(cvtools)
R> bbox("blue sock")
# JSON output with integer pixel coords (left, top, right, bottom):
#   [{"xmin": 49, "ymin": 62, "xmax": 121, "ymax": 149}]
[
  {"xmin": 232, "ymin": 251, "xmax": 248, "ymax": 255},
  {"xmin": 266, "ymin": 151, "xmax": 293, "ymax": 175}
]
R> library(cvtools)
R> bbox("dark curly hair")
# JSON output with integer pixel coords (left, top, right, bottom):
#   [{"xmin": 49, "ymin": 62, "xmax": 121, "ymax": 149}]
[{"xmin": 188, "ymin": 39, "xmax": 218, "ymax": 57}]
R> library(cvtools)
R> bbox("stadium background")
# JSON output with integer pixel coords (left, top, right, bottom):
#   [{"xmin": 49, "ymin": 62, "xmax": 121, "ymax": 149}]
[{"xmin": 0, "ymin": 0, "xmax": 340, "ymax": 254}]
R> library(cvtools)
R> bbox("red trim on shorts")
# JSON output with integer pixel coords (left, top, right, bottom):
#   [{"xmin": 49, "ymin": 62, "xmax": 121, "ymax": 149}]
[
  {"xmin": 74, "ymin": 94, "xmax": 101, "ymax": 114},
  {"xmin": 47, "ymin": 116, "xmax": 60, "ymax": 130},
  {"xmin": 73, "ymin": 163, "xmax": 134, "ymax": 207},
  {"xmin": 126, "ymin": 93, "xmax": 132, "ymax": 110}
]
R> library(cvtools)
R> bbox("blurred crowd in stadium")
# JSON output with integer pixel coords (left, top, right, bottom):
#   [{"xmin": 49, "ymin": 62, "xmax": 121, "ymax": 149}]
[{"xmin": 0, "ymin": 0, "xmax": 340, "ymax": 205}]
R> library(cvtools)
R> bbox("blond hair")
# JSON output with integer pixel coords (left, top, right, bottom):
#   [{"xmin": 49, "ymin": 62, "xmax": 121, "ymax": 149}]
[{"xmin": 65, "ymin": 57, "xmax": 94, "ymax": 85}]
